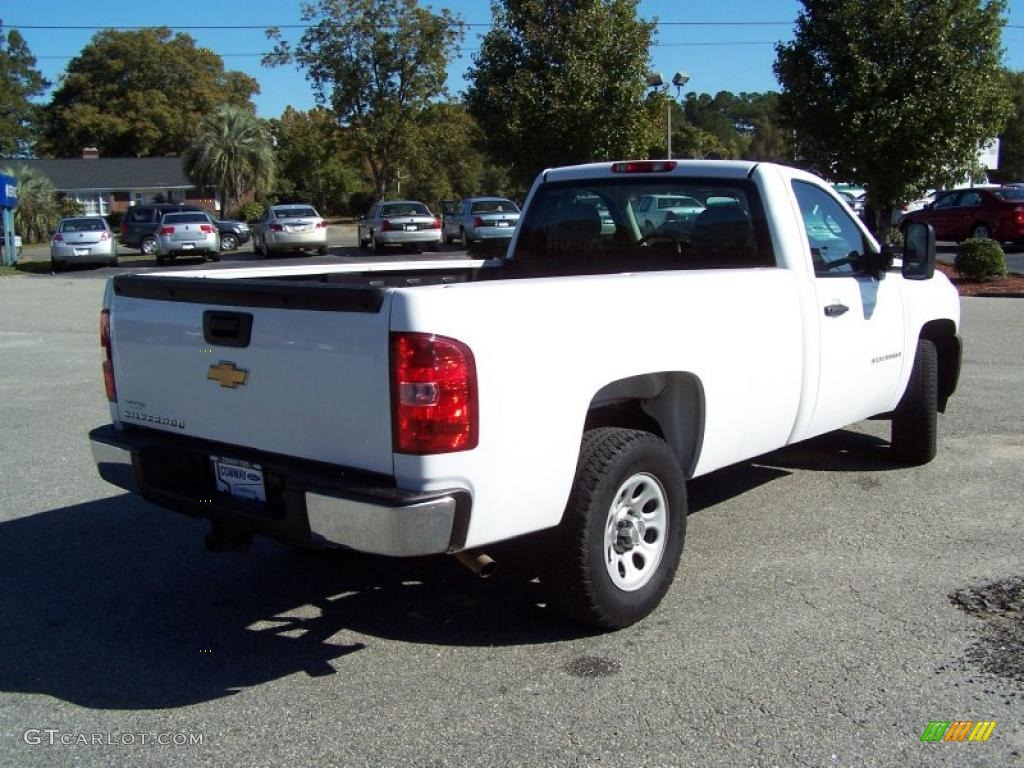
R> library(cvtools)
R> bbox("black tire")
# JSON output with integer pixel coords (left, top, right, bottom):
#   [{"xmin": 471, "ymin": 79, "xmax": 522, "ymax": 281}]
[
  {"xmin": 971, "ymin": 223, "xmax": 992, "ymax": 240},
  {"xmin": 221, "ymin": 234, "xmax": 237, "ymax": 251},
  {"xmin": 206, "ymin": 252, "xmax": 221, "ymax": 262},
  {"xmin": 317, "ymin": 245, "xmax": 329, "ymax": 256},
  {"xmin": 140, "ymin": 236, "xmax": 157, "ymax": 256},
  {"xmin": 542, "ymin": 427, "xmax": 687, "ymax": 629},
  {"xmin": 51, "ymin": 259, "xmax": 63, "ymax": 273},
  {"xmin": 107, "ymin": 258, "xmax": 118, "ymax": 268},
  {"xmin": 891, "ymin": 338, "xmax": 938, "ymax": 464},
  {"xmin": 155, "ymin": 254, "xmax": 167, "ymax": 266},
  {"xmin": 372, "ymin": 233, "xmax": 385, "ymax": 254},
  {"xmin": 459, "ymin": 228, "xmax": 468, "ymax": 247}
]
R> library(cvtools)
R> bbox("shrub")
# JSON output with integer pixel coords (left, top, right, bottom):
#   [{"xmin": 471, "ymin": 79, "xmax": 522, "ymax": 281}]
[
  {"xmin": 234, "ymin": 201, "xmax": 265, "ymax": 224},
  {"xmin": 955, "ymin": 237, "xmax": 1006, "ymax": 281},
  {"xmin": 349, "ymin": 191, "xmax": 376, "ymax": 217},
  {"xmin": 57, "ymin": 197, "xmax": 85, "ymax": 218}
]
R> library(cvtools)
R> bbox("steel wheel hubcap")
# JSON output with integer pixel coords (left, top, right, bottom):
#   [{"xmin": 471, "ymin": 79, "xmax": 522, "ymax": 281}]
[{"xmin": 604, "ymin": 472, "xmax": 668, "ymax": 592}]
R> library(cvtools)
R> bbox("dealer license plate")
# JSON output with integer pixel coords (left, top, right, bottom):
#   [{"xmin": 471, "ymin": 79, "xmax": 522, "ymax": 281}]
[{"xmin": 210, "ymin": 456, "xmax": 266, "ymax": 502}]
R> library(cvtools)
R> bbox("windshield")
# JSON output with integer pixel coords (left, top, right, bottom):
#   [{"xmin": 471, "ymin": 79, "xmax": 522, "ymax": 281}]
[
  {"xmin": 512, "ymin": 178, "xmax": 773, "ymax": 272},
  {"xmin": 274, "ymin": 207, "xmax": 319, "ymax": 218},
  {"xmin": 382, "ymin": 203, "xmax": 431, "ymax": 217},
  {"xmin": 162, "ymin": 213, "xmax": 209, "ymax": 224},
  {"xmin": 59, "ymin": 218, "xmax": 108, "ymax": 232},
  {"xmin": 470, "ymin": 199, "xmax": 519, "ymax": 214}
]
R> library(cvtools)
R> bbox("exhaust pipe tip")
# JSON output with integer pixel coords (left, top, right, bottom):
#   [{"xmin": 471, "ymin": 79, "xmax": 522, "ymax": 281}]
[{"xmin": 454, "ymin": 551, "xmax": 497, "ymax": 579}]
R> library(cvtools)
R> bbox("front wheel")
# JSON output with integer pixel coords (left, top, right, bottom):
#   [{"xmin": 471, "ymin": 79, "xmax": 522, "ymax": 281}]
[
  {"xmin": 543, "ymin": 428, "xmax": 687, "ymax": 629},
  {"xmin": 220, "ymin": 234, "xmax": 237, "ymax": 251},
  {"xmin": 140, "ymin": 236, "xmax": 157, "ymax": 256},
  {"xmin": 971, "ymin": 223, "xmax": 992, "ymax": 240},
  {"xmin": 891, "ymin": 338, "xmax": 938, "ymax": 464}
]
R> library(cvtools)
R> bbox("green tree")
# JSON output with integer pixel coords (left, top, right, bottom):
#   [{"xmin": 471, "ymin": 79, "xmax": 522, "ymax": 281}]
[
  {"xmin": 265, "ymin": 0, "xmax": 464, "ymax": 200},
  {"xmin": 0, "ymin": 25, "xmax": 49, "ymax": 157},
  {"xmin": 401, "ymin": 102, "xmax": 514, "ymax": 205},
  {"xmin": 775, "ymin": 0, "xmax": 1012, "ymax": 231},
  {"xmin": 185, "ymin": 105, "xmax": 275, "ymax": 215},
  {"xmin": 466, "ymin": 0, "xmax": 657, "ymax": 190},
  {"xmin": 42, "ymin": 28, "xmax": 258, "ymax": 158},
  {"xmin": 1, "ymin": 164, "xmax": 58, "ymax": 243},
  {"xmin": 270, "ymin": 106, "xmax": 365, "ymax": 214},
  {"xmin": 994, "ymin": 70, "xmax": 1024, "ymax": 182}
]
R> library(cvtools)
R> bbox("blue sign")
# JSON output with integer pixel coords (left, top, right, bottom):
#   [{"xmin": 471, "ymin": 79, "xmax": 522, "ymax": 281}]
[{"xmin": 0, "ymin": 174, "xmax": 18, "ymax": 208}]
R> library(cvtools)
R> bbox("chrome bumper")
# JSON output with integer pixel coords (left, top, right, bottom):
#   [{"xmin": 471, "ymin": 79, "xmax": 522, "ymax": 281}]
[{"xmin": 90, "ymin": 426, "xmax": 463, "ymax": 557}]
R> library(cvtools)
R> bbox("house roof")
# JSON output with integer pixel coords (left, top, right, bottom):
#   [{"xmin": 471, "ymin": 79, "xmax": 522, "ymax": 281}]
[{"xmin": 3, "ymin": 157, "xmax": 192, "ymax": 192}]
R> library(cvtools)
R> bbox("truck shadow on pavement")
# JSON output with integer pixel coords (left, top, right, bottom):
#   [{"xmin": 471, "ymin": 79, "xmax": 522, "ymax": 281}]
[
  {"xmin": 0, "ymin": 494, "xmax": 590, "ymax": 710},
  {"xmin": 0, "ymin": 429, "xmax": 896, "ymax": 710}
]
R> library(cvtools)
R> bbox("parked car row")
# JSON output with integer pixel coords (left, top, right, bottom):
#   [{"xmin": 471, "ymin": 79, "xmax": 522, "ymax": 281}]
[{"xmin": 120, "ymin": 203, "xmax": 250, "ymax": 258}]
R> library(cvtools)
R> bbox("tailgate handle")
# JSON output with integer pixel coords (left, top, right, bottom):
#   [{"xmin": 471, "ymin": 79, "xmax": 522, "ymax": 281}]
[{"xmin": 203, "ymin": 311, "xmax": 253, "ymax": 348}]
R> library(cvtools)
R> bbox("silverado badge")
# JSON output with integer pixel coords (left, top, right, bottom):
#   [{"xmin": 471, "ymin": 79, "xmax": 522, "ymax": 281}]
[{"xmin": 207, "ymin": 361, "xmax": 249, "ymax": 389}]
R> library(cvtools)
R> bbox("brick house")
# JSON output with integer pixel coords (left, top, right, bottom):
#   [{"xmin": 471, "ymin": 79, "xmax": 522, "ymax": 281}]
[{"xmin": 9, "ymin": 148, "xmax": 222, "ymax": 216}]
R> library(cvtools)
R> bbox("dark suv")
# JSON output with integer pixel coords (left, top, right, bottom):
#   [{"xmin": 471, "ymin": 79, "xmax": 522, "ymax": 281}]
[{"xmin": 120, "ymin": 204, "xmax": 202, "ymax": 255}]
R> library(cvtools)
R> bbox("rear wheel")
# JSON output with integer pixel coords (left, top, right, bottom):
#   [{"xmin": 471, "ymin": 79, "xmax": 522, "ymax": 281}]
[
  {"xmin": 459, "ymin": 228, "xmax": 468, "ymax": 247},
  {"xmin": 51, "ymin": 258, "xmax": 63, "ymax": 273},
  {"xmin": 372, "ymin": 232, "xmax": 385, "ymax": 254},
  {"xmin": 891, "ymin": 338, "xmax": 938, "ymax": 464},
  {"xmin": 543, "ymin": 428, "xmax": 687, "ymax": 629},
  {"xmin": 317, "ymin": 245, "xmax": 329, "ymax": 256}
]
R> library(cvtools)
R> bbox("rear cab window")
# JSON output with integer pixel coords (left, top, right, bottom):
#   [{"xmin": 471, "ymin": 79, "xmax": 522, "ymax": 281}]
[{"xmin": 511, "ymin": 177, "xmax": 774, "ymax": 274}]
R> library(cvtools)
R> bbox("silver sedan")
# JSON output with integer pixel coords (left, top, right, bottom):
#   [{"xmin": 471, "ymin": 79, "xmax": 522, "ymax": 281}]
[
  {"xmin": 442, "ymin": 197, "xmax": 520, "ymax": 245},
  {"xmin": 255, "ymin": 204, "xmax": 328, "ymax": 256},
  {"xmin": 50, "ymin": 217, "xmax": 117, "ymax": 271},
  {"xmin": 156, "ymin": 211, "xmax": 221, "ymax": 264},
  {"xmin": 358, "ymin": 200, "xmax": 442, "ymax": 253}
]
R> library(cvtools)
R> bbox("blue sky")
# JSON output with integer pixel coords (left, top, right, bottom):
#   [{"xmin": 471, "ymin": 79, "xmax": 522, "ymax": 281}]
[{"xmin": 9, "ymin": 0, "xmax": 1024, "ymax": 117}]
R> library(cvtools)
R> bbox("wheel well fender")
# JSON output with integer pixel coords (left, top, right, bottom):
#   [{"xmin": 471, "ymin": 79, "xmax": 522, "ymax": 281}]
[
  {"xmin": 919, "ymin": 319, "xmax": 960, "ymax": 412},
  {"xmin": 585, "ymin": 372, "xmax": 706, "ymax": 478}
]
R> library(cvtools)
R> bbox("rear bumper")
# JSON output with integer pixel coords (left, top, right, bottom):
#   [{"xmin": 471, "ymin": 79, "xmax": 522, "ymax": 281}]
[
  {"xmin": 376, "ymin": 229, "xmax": 442, "ymax": 245},
  {"xmin": 157, "ymin": 236, "xmax": 220, "ymax": 256},
  {"xmin": 267, "ymin": 230, "xmax": 327, "ymax": 248},
  {"xmin": 51, "ymin": 241, "xmax": 116, "ymax": 260},
  {"xmin": 90, "ymin": 425, "xmax": 467, "ymax": 556}
]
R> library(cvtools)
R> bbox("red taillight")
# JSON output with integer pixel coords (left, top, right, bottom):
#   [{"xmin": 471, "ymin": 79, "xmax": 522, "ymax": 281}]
[
  {"xmin": 432, "ymin": 218, "xmax": 442, "ymax": 229},
  {"xmin": 1015, "ymin": 206, "xmax": 1024, "ymax": 226},
  {"xmin": 611, "ymin": 161, "xmax": 678, "ymax": 173},
  {"xmin": 270, "ymin": 223, "xmax": 283, "ymax": 232},
  {"xmin": 100, "ymin": 309, "xmax": 116, "ymax": 402},
  {"xmin": 159, "ymin": 226, "xmax": 174, "ymax": 235},
  {"xmin": 53, "ymin": 233, "xmax": 63, "ymax": 242},
  {"xmin": 380, "ymin": 220, "xmax": 393, "ymax": 232},
  {"xmin": 316, "ymin": 220, "xmax": 327, "ymax": 228},
  {"xmin": 391, "ymin": 332, "xmax": 478, "ymax": 454},
  {"xmin": 473, "ymin": 217, "xmax": 485, "ymax": 228},
  {"xmin": 200, "ymin": 224, "xmax": 214, "ymax": 233}
]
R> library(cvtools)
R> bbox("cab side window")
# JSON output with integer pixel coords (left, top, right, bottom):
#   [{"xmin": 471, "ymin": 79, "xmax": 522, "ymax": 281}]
[
  {"xmin": 959, "ymin": 191, "xmax": 982, "ymax": 207},
  {"xmin": 933, "ymin": 192, "xmax": 959, "ymax": 210},
  {"xmin": 792, "ymin": 181, "xmax": 867, "ymax": 276}
]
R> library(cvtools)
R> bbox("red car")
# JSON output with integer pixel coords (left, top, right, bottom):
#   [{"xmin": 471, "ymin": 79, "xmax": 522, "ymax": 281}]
[{"xmin": 901, "ymin": 186, "xmax": 1024, "ymax": 243}]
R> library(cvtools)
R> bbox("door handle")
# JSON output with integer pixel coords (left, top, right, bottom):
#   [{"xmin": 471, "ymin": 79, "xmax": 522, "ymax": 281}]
[{"xmin": 824, "ymin": 303, "xmax": 849, "ymax": 317}]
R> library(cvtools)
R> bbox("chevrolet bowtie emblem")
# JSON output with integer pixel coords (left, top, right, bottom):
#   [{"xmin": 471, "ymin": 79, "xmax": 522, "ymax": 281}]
[{"xmin": 207, "ymin": 361, "xmax": 248, "ymax": 389}]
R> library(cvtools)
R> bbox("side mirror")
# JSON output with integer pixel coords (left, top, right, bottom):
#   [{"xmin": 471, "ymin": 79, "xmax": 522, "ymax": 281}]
[{"xmin": 902, "ymin": 222, "xmax": 935, "ymax": 280}]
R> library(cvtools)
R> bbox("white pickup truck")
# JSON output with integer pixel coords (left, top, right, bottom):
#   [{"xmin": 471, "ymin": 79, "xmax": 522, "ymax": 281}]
[{"xmin": 90, "ymin": 160, "xmax": 961, "ymax": 629}]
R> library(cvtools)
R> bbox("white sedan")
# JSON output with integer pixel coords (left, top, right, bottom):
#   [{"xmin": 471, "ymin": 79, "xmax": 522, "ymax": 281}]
[{"xmin": 358, "ymin": 200, "xmax": 442, "ymax": 254}]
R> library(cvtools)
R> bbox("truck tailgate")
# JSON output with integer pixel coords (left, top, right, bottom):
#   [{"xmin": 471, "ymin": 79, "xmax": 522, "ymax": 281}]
[{"xmin": 108, "ymin": 275, "xmax": 395, "ymax": 475}]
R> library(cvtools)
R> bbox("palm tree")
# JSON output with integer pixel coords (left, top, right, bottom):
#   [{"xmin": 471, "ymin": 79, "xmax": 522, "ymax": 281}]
[
  {"xmin": 185, "ymin": 106, "xmax": 275, "ymax": 217},
  {"xmin": 1, "ymin": 164, "xmax": 59, "ymax": 243}
]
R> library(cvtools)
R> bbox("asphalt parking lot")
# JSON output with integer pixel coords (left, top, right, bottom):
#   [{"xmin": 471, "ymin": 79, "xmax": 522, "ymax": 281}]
[{"xmin": 0, "ymin": 269, "xmax": 1021, "ymax": 766}]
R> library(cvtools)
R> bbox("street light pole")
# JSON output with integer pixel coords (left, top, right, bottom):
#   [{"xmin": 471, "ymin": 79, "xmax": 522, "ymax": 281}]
[{"xmin": 648, "ymin": 71, "xmax": 690, "ymax": 161}]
